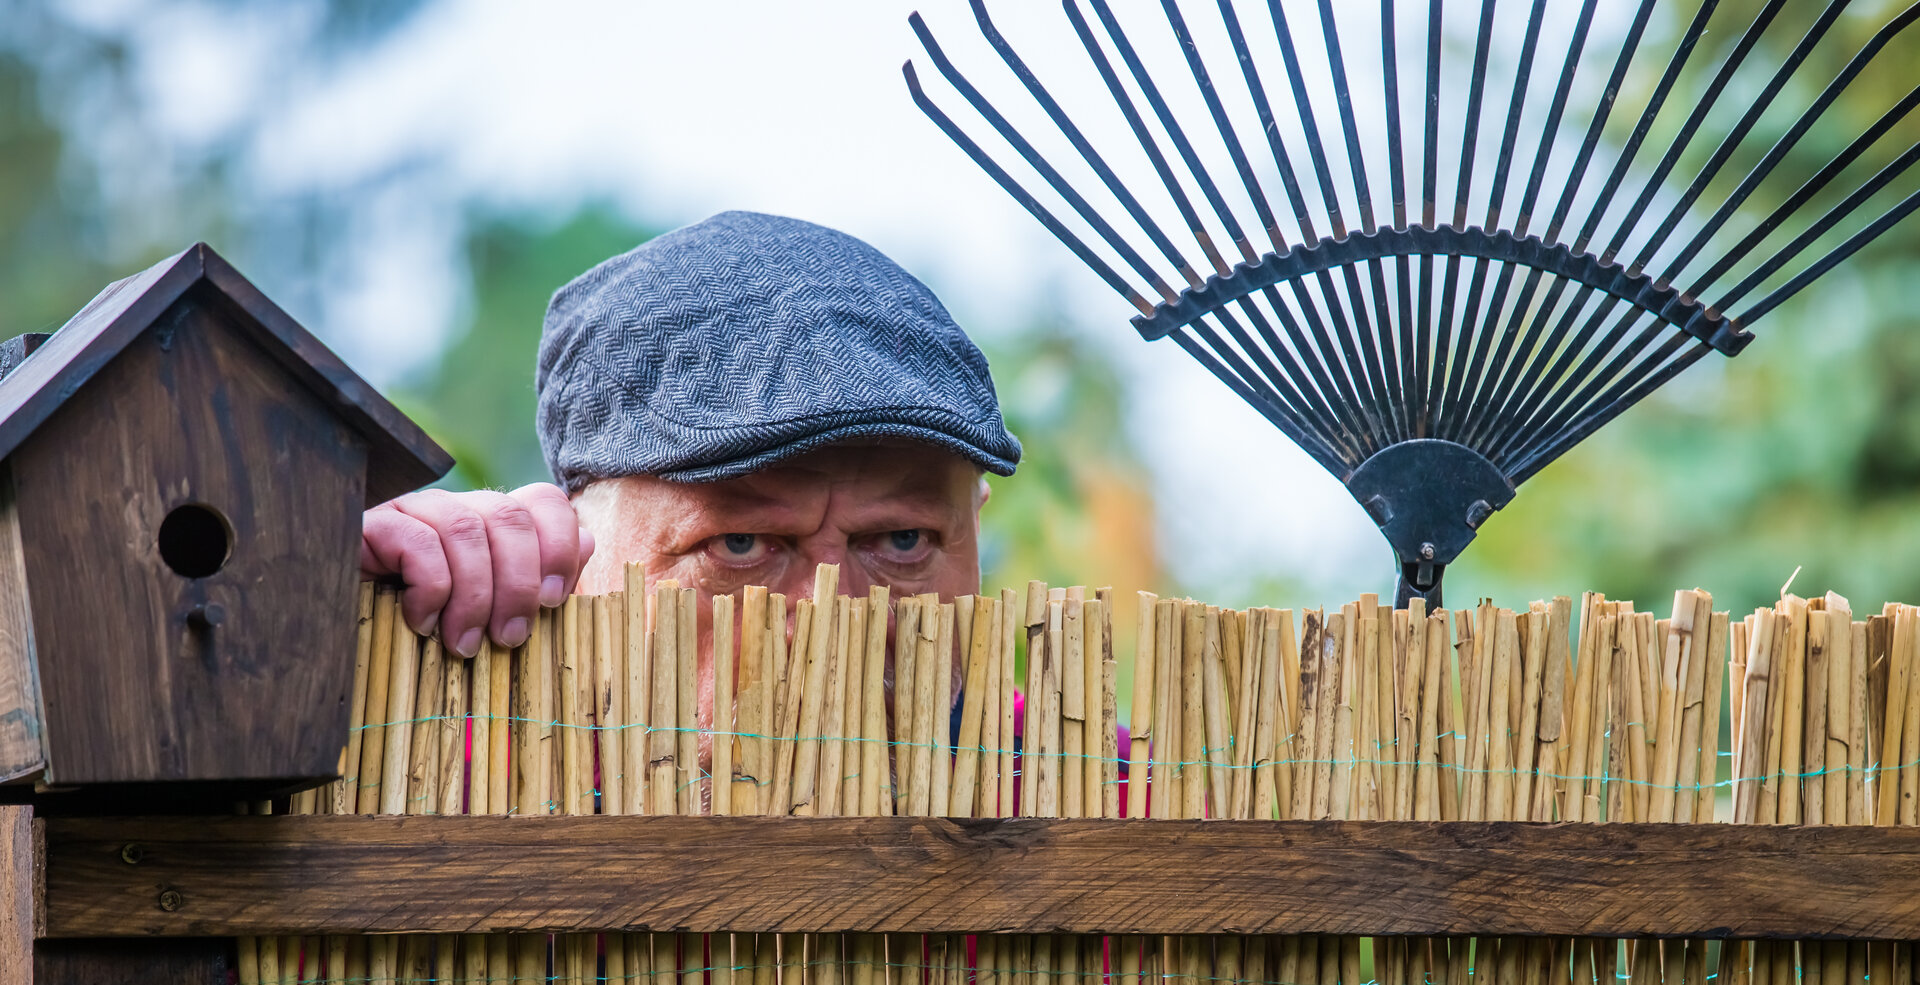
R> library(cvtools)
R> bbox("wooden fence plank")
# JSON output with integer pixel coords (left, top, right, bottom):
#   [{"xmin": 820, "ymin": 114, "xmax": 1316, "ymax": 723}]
[
  {"xmin": 0, "ymin": 805, "xmax": 36, "ymax": 984},
  {"xmin": 42, "ymin": 814, "xmax": 1920, "ymax": 939}
]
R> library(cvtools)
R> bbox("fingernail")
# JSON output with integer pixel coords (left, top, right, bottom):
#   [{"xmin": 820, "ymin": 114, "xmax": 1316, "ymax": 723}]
[
  {"xmin": 500, "ymin": 617, "xmax": 530, "ymax": 648},
  {"xmin": 540, "ymin": 575, "xmax": 566, "ymax": 607},
  {"xmin": 454, "ymin": 627, "xmax": 483, "ymax": 659},
  {"xmin": 417, "ymin": 612, "xmax": 439, "ymax": 638}
]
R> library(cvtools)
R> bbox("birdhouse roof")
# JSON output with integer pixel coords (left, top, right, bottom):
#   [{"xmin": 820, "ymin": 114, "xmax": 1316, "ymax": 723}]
[{"xmin": 0, "ymin": 243, "xmax": 453, "ymax": 505}]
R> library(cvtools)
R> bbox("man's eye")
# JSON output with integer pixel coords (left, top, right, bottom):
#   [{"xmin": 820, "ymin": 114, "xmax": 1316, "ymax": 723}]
[
  {"xmin": 888, "ymin": 529, "xmax": 921, "ymax": 552},
  {"xmin": 708, "ymin": 533, "xmax": 772, "ymax": 565}
]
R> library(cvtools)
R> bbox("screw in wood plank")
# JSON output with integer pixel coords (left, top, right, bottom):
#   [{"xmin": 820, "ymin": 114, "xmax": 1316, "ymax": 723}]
[
  {"xmin": 119, "ymin": 844, "xmax": 144, "ymax": 865},
  {"xmin": 156, "ymin": 889, "xmax": 183, "ymax": 912}
]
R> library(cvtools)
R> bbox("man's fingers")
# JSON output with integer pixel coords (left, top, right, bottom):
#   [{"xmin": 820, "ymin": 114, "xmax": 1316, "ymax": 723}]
[
  {"xmin": 467, "ymin": 491, "xmax": 542, "ymax": 651},
  {"xmin": 509, "ymin": 483, "xmax": 585, "ymax": 605},
  {"xmin": 392, "ymin": 491, "xmax": 496, "ymax": 656},
  {"xmin": 360, "ymin": 508, "xmax": 452, "ymax": 638}
]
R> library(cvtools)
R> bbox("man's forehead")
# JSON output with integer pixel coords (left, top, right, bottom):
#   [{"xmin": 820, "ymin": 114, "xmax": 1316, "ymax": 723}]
[{"xmin": 706, "ymin": 442, "xmax": 977, "ymax": 505}]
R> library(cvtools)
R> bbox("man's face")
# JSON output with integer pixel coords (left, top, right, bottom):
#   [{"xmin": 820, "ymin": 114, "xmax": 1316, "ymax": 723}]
[{"xmin": 572, "ymin": 439, "xmax": 987, "ymax": 607}]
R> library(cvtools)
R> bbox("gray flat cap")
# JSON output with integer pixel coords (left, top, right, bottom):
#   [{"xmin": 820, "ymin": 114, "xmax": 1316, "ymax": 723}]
[{"xmin": 537, "ymin": 211, "xmax": 1022, "ymax": 491}]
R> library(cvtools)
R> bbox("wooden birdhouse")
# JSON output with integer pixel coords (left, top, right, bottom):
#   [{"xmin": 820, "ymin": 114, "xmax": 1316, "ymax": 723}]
[{"xmin": 0, "ymin": 243, "xmax": 452, "ymax": 797}]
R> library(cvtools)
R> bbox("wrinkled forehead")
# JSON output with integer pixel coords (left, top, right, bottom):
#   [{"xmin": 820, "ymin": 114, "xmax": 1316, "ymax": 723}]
[{"xmin": 574, "ymin": 439, "xmax": 984, "ymax": 533}]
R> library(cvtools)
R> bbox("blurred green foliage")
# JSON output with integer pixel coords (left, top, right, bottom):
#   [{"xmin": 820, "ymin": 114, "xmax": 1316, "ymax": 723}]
[{"xmin": 1454, "ymin": 0, "xmax": 1920, "ymax": 616}]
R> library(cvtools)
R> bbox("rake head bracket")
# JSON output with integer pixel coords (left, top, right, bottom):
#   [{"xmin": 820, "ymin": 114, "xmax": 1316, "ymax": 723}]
[
  {"xmin": 1346, "ymin": 439, "xmax": 1514, "ymax": 607},
  {"xmin": 1129, "ymin": 226, "xmax": 1752, "ymax": 356}
]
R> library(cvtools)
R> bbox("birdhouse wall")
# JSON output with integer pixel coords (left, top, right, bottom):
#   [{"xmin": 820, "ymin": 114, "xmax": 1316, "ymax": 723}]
[{"xmin": 0, "ymin": 284, "xmax": 368, "ymax": 787}]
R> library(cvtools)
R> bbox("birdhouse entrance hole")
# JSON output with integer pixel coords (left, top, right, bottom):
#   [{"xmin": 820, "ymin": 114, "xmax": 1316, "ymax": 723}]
[{"xmin": 157, "ymin": 504, "xmax": 232, "ymax": 579}]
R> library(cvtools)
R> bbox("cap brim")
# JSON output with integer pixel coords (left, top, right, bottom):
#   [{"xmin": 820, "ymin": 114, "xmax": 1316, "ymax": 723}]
[{"xmin": 650, "ymin": 422, "xmax": 1019, "ymax": 484}]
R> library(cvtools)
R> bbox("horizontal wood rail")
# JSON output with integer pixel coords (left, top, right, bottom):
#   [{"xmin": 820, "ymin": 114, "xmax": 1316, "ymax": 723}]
[{"xmin": 39, "ymin": 815, "xmax": 1920, "ymax": 940}]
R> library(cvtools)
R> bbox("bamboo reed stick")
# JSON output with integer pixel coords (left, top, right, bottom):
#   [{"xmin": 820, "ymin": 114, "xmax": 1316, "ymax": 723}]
[
  {"xmin": 560, "ymin": 597, "xmax": 592, "ymax": 819},
  {"xmin": 1780, "ymin": 596, "xmax": 1809, "ymax": 825},
  {"xmin": 356, "ymin": 589, "xmax": 398, "ymax": 814},
  {"xmin": 999, "ymin": 586, "xmax": 1019, "ymax": 820},
  {"xmin": 1201, "ymin": 605, "xmax": 1232, "ymax": 818},
  {"xmin": 380, "ymin": 615, "xmax": 421, "ymax": 817},
  {"xmin": 1182, "ymin": 601, "xmax": 1209, "ymax": 821},
  {"xmin": 952, "ymin": 595, "xmax": 995, "ymax": 818},
  {"xmin": 625, "ymin": 562, "xmax": 651, "ymax": 817},
  {"xmin": 596, "ymin": 593, "xmax": 624, "ymax": 819},
  {"xmin": 738, "ymin": 585, "xmax": 769, "ymax": 817},
  {"xmin": 931, "ymin": 599, "xmax": 956, "ymax": 818},
  {"xmin": 650, "ymin": 580, "xmax": 681, "ymax": 818},
  {"xmin": 862, "ymin": 586, "xmax": 890, "ymax": 819},
  {"xmin": 713, "ymin": 593, "xmax": 738, "ymax": 817},
  {"xmin": 1152, "ymin": 598, "xmax": 1179, "ymax": 820},
  {"xmin": 677, "ymin": 586, "xmax": 700, "ymax": 815},
  {"xmin": 1062, "ymin": 595, "xmax": 1086, "ymax": 819}
]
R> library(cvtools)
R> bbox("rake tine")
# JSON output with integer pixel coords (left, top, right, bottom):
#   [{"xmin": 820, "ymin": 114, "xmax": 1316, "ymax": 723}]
[
  {"xmin": 1226, "ymin": 296, "xmax": 1367, "ymax": 462},
  {"xmin": 1415, "ymin": 2, "xmax": 1443, "ymax": 433},
  {"xmin": 1451, "ymin": 260, "xmax": 1527, "ymax": 443},
  {"xmin": 1476, "ymin": 276, "xmax": 1599, "ymax": 458},
  {"xmin": 1207, "ymin": 297, "xmax": 1356, "ymax": 456},
  {"xmin": 1698, "ymin": 81, "xmax": 1920, "ymax": 290},
  {"xmin": 1478, "ymin": 0, "xmax": 1550, "ymax": 232},
  {"xmin": 1258, "ymin": 1, "xmax": 1398, "ymax": 440},
  {"xmin": 1312, "ymin": 0, "xmax": 1377, "ymax": 235},
  {"xmin": 903, "ymin": 60, "xmax": 1152, "ymax": 316},
  {"xmin": 1172, "ymin": 325, "xmax": 1351, "ymax": 475},
  {"xmin": 1542, "ymin": 0, "xmax": 1659, "ymax": 245},
  {"xmin": 1566, "ymin": 0, "xmax": 1723, "ymax": 254},
  {"xmin": 1063, "ymin": 0, "xmax": 1230, "ymax": 276},
  {"xmin": 1166, "ymin": 0, "xmax": 1395, "ymax": 445},
  {"xmin": 967, "ymin": 0, "xmax": 1203, "ymax": 290},
  {"xmin": 1206, "ymin": 0, "xmax": 1389, "ymax": 445},
  {"xmin": 1437, "ymin": 258, "xmax": 1496, "ymax": 442},
  {"xmin": 1510, "ymin": 0, "xmax": 1601, "ymax": 238},
  {"xmin": 909, "ymin": 14, "xmax": 1176, "ymax": 301},
  {"xmin": 1667, "ymin": 10, "xmax": 1920, "ymax": 285},
  {"xmin": 1504, "ymin": 304, "xmax": 1669, "ymax": 470},
  {"xmin": 1081, "ymin": 0, "xmax": 1379, "ymax": 441},
  {"xmin": 1085, "ymin": 0, "xmax": 1258, "ymax": 261},
  {"xmin": 1448, "ymin": 0, "xmax": 1550, "ymax": 437},
  {"xmin": 1735, "ymin": 183, "xmax": 1920, "ymax": 327},
  {"xmin": 1458, "ymin": 0, "xmax": 1611, "ymax": 449},
  {"xmin": 1381, "ymin": 0, "xmax": 1422, "ymax": 439},
  {"xmin": 1511, "ymin": 335, "xmax": 1711, "ymax": 485},
  {"xmin": 1214, "ymin": 0, "xmax": 1319, "ymax": 244},
  {"xmin": 1717, "ymin": 141, "xmax": 1920, "ymax": 315},
  {"xmin": 1611, "ymin": 0, "xmax": 1850, "ymax": 272},
  {"xmin": 1154, "ymin": 0, "xmax": 1285, "ymax": 254},
  {"xmin": 1459, "ymin": 263, "xmax": 1554, "ymax": 450},
  {"xmin": 1429, "ymin": 0, "xmax": 1499, "ymax": 435},
  {"xmin": 1482, "ymin": 285, "xmax": 1619, "ymax": 465},
  {"xmin": 1310, "ymin": 0, "xmax": 1411, "ymax": 444}
]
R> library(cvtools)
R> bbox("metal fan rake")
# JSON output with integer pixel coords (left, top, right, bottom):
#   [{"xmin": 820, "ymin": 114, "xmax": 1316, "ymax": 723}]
[{"xmin": 904, "ymin": 0, "xmax": 1920, "ymax": 605}]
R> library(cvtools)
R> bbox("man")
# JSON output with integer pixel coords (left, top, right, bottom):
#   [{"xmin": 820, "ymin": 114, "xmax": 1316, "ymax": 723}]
[{"xmin": 360, "ymin": 211, "xmax": 1021, "ymax": 669}]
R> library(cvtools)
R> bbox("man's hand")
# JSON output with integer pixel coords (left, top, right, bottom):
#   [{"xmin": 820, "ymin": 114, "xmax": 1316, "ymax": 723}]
[{"xmin": 360, "ymin": 484, "xmax": 595, "ymax": 658}]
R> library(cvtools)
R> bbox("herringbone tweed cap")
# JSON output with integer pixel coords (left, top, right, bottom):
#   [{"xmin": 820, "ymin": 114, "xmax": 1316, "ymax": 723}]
[{"xmin": 537, "ymin": 210, "xmax": 1022, "ymax": 491}]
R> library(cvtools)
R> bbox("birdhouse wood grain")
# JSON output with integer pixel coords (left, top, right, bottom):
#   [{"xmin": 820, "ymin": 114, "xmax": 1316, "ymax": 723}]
[{"xmin": 0, "ymin": 243, "xmax": 451, "ymax": 795}]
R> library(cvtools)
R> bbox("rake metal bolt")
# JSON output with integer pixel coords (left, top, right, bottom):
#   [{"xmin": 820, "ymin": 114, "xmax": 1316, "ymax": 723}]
[
  {"xmin": 1465, "ymin": 500, "xmax": 1493, "ymax": 528},
  {"xmin": 1419, "ymin": 543, "xmax": 1436, "ymax": 561}
]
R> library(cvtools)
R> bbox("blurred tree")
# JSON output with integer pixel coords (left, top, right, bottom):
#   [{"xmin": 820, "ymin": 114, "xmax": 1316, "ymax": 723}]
[
  {"xmin": 976, "ymin": 313, "xmax": 1161, "ymax": 598},
  {"xmin": 0, "ymin": 0, "xmax": 427, "ymax": 342},
  {"xmin": 1457, "ymin": 0, "xmax": 1920, "ymax": 615},
  {"xmin": 392, "ymin": 206, "xmax": 658, "ymax": 491}
]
